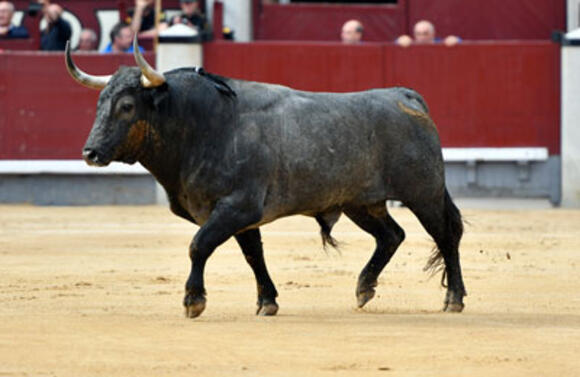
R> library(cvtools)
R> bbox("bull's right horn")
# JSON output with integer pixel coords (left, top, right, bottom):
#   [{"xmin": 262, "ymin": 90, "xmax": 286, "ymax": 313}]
[
  {"xmin": 64, "ymin": 41, "xmax": 111, "ymax": 90},
  {"xmin": 133, "ymin": 36, "xmax": 166, "ymax": 88}
]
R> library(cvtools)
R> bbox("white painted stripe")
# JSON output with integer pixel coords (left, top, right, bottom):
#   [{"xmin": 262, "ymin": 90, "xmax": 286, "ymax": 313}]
[
  {"xmin": 0, "ymin": 147, "xmax": 550, "ymax": 174},
  {"xmin": 442, "ymin": 147, "xmax": 549, "ymax": 162},
  {"xmin": 0, "ymin": 160, "xmax": 149, "ymax": 175}
]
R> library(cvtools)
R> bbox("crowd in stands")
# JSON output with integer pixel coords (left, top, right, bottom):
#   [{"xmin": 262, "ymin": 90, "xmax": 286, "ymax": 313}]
[
  {"xmin": 340, "ymin": 18, "xmax": 460, "ymax": 46},
  {"xmin": 0, "ymin": 0, "xmax": 210, "ymax": 52},
  {"xmin": 1, "ymin": 0, "xmax": 461, "ymax": 51}
]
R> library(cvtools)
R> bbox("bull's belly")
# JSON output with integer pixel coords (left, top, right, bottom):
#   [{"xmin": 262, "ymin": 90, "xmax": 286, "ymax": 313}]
[
  {"xmin": 176, "ymin": 167, "xmax": 394, "ymax": 230},
  {"xmin": 258, "ymin": 181, "xmax": 390, "ymax": 226}
]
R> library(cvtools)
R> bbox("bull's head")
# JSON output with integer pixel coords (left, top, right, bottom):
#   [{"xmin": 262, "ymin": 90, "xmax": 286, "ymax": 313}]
[{"xmin": 65, "ymin": 37, "xmax": 167, "ymax": 166}]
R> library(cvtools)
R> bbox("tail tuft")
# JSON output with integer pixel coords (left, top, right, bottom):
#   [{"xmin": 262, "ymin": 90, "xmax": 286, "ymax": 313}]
[
  {"xmin": 423, "ymin": 189, "xmax": 463, "ymax": 287},
  {"xmin": 315, "ymin": 214, "xmax": 340, "ymax": 251}
]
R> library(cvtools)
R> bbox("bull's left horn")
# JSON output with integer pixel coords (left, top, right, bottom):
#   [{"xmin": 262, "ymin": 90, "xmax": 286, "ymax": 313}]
[
  {"xmin": 133, "ymin": 36, "xmax": 166, "ymax": 88},
  {"xmin": 64, "ymin": 41, "xmax": 111, "ymax": 90}
]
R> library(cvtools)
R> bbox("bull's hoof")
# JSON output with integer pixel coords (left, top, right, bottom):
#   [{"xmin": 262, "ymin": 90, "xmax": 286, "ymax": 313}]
[
  {"xmin": 443, "ymin": 290, "xmax": 465, "ymax": 313},
  {"xmin": 356, "ymin": 277, "xmax": 378, "ymax": 308},
  {"xmin": 257, "ymin": 303, "xmax": 279, "ymax": 316},
  {"xmin": 356, "ymin": 288, "xmax": 375, "ymax": 308},
  {"xmin": 184, "ymin": 295, "xmax": 206, "ymax": 318},
  {"xmin": 443, "ymin": 301, "xmax": 464, "ymax": 313},
  {"xmin": 256, "ymin": 299, "xmax": 279, "ymax": 316}
]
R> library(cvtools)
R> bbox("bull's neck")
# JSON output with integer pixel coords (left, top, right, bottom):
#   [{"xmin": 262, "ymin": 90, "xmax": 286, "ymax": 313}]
[
  {"xmin": 136, "ymin": 119, "xmax": 187, "ymax": 192},
  {"xmin": 136, "ymin": 116, "xmax": 235, "ymax": 196},
  {"xmin": 136, "ymin": 86, "xmax": 238, "ymax": 195}
]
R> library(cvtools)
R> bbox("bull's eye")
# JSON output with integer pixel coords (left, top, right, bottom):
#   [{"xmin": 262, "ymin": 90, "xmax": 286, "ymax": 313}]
[
  {"xmin": 121, "ymin": 103, "xmax": 134, "ymax": 113},
  {"xmin": 115, "ymin": 95, "xmax": 136, "ymax": 119}
]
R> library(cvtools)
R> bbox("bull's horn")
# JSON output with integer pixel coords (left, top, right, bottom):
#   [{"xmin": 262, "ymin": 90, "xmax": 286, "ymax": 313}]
[
  {"xmin": 64, "ymin": 41, "xmax": 111, "ymax": 90},
  {"xmin": 133, "ymin": 36, "xmax": 166, "ymax": 88}
]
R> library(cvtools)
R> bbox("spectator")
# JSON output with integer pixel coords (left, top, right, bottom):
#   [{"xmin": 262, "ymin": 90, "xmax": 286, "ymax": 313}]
[
  {"xmin": 222, "ymin": 26, "xmax": 234, "ymax": 40},
  {"xmin": 38, "ymin": 0, "xmax": 71, "ymax": 50},
  {"xmin": 0, "ymin": 1, "xmax": 29, "ymax": 38},
  {"xmin": 127, "ymin": 0, "xmax": 167, "ymax": 38},
  {"xmin": 101, "ymin": 22, "xmax": 143, "ymax": 53},
  {"xmin": 77, "ymin": 28, "xmax": 97, "ymax": 51},
  {"xmin": 168, "ymin": 0, "xmax": 210, "ymax": 40},
  {"xmin": 396, "ymin": 20, "xmax": 460, "ymax": 47},
  {"xmin": 341, "ymin": 19, "xmax": 363, "ymax": 44}
]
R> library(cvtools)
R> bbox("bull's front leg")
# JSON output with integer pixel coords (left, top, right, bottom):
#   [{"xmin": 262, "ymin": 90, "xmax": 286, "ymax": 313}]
[{"xmin": 184, "ymin": 197, "xmax": 263, "ymax": 318}]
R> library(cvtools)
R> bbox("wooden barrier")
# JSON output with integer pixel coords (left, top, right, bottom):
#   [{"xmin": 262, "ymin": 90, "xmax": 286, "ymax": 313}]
[{"xmin": 0, "ymin": 52, "xmax": 156, "ymax": 159}]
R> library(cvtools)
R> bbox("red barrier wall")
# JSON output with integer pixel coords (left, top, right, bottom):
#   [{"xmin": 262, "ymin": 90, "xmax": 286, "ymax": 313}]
[
  {"xmin": 203, "ymin": 41, "xmax": 385, "ymax": 92},
  {"xmin": 382, "ymin": 42, "xmax": 561, "ymax": 151},
  {"xmin": 0, "ymin": 41, "xmax": 560, "ymax": 159},
  {"xmin": 0, "ymin": 52, "xmax": 156, "ymax": 159}
]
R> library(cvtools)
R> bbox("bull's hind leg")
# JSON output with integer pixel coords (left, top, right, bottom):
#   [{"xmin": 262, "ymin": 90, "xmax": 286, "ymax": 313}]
[
  {"xmin": 235, "ymin": 228, "xmax": 279, "ymax": 316},
  {"xmin": 344, "ymin": 204, "xmax": 405, "ymax": 308},
  {"xmin": 406, "ymin": 189, "xmax": 466, "ymax": 312}
]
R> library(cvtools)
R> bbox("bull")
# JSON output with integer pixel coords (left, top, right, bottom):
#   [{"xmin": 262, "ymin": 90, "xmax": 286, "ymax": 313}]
[{"xmin": 65, "ymin": 38, "xmax": 466, "ymax": 318}]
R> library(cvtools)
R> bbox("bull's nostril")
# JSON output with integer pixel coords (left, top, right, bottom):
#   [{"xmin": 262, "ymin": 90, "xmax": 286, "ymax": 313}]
[{"xmin": 82, "ymin": 149, "xmax": 98, "ymax": 162}]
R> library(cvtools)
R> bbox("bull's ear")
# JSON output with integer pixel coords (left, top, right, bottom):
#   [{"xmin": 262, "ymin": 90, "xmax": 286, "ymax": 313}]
[
  {"xmin": 151, "ymin": 88, "xmax": 169, "ymax": 111},
  {"xmin": 212, "ymin": 81, "xmax": 237, "ymax": 97},
  {"xmin": 196, "ymin": 69, "xmax": 236, "ymax": 98}
]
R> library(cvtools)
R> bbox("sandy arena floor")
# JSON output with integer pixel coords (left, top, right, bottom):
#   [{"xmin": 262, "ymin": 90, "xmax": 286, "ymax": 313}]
[{"xmin": 0, "ymin": 204, "xmax": 579, "ymax": 376}]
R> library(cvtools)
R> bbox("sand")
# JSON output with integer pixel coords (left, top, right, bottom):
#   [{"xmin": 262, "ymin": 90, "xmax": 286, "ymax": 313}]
[{"xmin": 1, "ymin": 204, "xmax": 579, "ymax": 376}]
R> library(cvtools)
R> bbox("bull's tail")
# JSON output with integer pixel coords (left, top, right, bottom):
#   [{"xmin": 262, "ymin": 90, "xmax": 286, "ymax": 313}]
[
  {"xmin": 315, "ymin": 214, "xmax": 340, "ymax": 250},
  {"xmin": 424, "ymin": 188, "xmax": 463, "ymax": 287}
]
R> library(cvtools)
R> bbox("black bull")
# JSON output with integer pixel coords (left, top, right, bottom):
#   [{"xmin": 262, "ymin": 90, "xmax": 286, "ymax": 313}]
[{"xmin": 65, "ymin": 40, "xmax": 466, "ymax": 318}]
